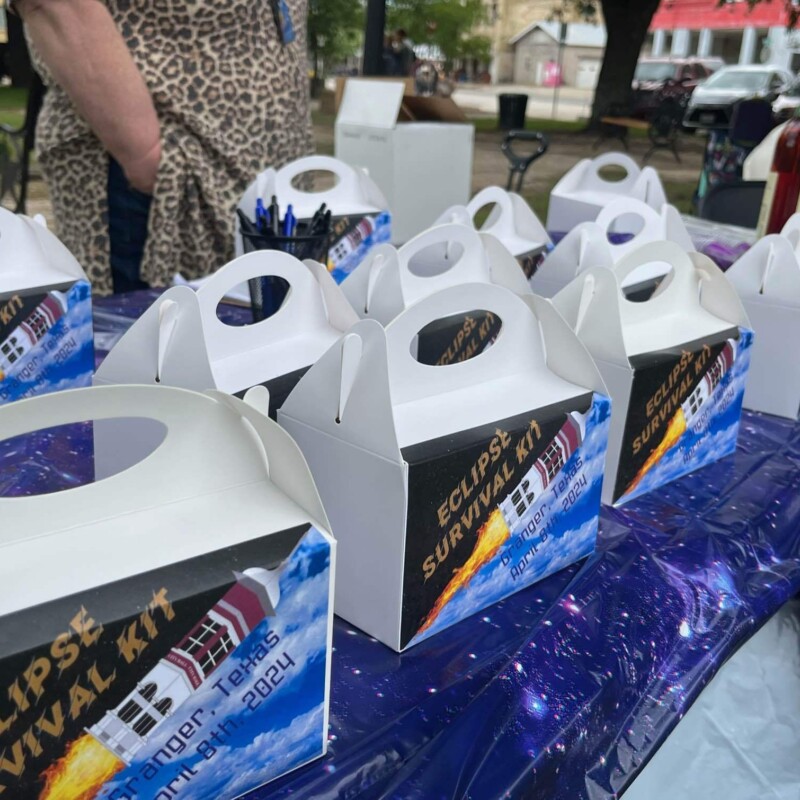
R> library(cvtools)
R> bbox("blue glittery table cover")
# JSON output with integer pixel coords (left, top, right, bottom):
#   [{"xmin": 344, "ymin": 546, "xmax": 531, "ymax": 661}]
[{"xmin": 1, "ymin": 291, "xmax": 798, "ymax": 800}]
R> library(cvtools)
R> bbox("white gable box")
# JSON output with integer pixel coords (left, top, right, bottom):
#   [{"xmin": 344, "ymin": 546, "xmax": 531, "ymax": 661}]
[
  {"xmin": 726, "ymin": 232, "xmax": 800, "ymax": 418},
  {"xmin": 235, "ymin": 155, "xmax": 391, "ymax": 283},
  {"xmin": 342, "ymin": 223, "xmax": 532, "ymax": 364},
  {"xmin": 546, "ymin": 152, "xmax": 667, "ymax": 233},
  {"xmin": 553, "ymin": 242, "xmax": 753, "ymax": 506},
  {"xmin": 436, "ymin": 185, "xmax": 551, "ymax": 277},
  {"xmin": 533, "ymin": 198, "xmax": 693, "ymax": 298},
  {"xmin": 0, "ymin": 384, "xmax": 335, "ymax": 796},
  {"xmin": 95, "ymin": 251, "xmax": 358, "ymax": 416},
  {"xmin": 279, "ymin": 283, "xmax": 611, "ymax": 651},
  {"xmin": 343, "ymin": 222, "xmax": 531, "ymax": 324},
  {"xmin": 0, "ymin": 208, "xmax": 93, "ymax": 405}
]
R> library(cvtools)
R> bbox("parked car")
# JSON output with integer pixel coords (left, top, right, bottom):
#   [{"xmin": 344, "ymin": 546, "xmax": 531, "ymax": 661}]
[
  {"xmin": 632, "ymin": 57, "xmax": 722, "ymax": 118},
  {"xmin": 684, "ymin": 64, "xmax": 794, "ymax": 129},
  {"xmin": 773, "ymin": 79, "xmax": 800, "ymax": 122}
]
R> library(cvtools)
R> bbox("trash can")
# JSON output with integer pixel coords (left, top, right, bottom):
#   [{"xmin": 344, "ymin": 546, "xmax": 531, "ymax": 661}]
[{"xmin": 498, "ymin": 93, "xmax": 528, "ymax": 130}]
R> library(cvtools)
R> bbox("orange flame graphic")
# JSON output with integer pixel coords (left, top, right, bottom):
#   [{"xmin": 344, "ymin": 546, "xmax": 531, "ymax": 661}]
[
  {"xmin": 417, "ymin": 509, "xmax": 511, "ymax": 636},
  {"xmin": 39, "ymin": 733, "xmax": 123, "ymax": 800},
  {"xmin": 625, "ymin": 408, "xmax": 687, "ymax": 497}
]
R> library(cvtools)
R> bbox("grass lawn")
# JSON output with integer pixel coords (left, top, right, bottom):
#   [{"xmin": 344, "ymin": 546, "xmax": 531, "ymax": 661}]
[
  {"xmin": 0, "ymin": 87, "xmax": 27, "ymax": 127},
  {"xmin": 472, "ymin": 116, "xmax": 586, "ymax": 135}
]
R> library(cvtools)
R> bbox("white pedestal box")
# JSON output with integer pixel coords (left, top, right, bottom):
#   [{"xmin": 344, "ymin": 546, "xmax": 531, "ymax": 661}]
[{"xmin": 335, "ymin": 79, "xmax": 474, "ymax": 245}]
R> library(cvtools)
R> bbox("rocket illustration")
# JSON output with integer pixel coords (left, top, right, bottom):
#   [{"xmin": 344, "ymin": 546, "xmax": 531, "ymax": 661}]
[
  {"xmin": 88, "ymin": 568, "xmax": 281, "ymax": 765},
  {"xmin": 681, "ymin": 339, "xmax": 737, "ymax": 427},
  {"xmin": 500, "ymin": 410, "xmax": 587, "ymax": 532},
  {"xmin": 329, "ymin": 217, "xmax": 375, "ymax": 269},
  {"xmin": 0, "ymin": 291, "xmax": 68, "ymax": 380}
]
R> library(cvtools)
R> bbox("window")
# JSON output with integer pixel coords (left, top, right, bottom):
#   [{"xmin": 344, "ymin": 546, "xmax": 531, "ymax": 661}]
[
  {"xmin": 512, "ymin": 479, "xmax": 534, "ymax": 518},
  {"xmin": 1, "ymin": 337, "xmax": 23, "ymax": 365},
  {"xmin": 706, "ymin": 358, "xmax": 726, "ymax": 389},
  {"xmin": 687, "ymin": 389, "xmax": 703, "ymax": 417},
  {"xmin": 182, "ymin": 618, "xmax": 222, "ymax": 656},
  {"xmin": 153, "ymin": 698, "xmax": 173, "ymax": 717},
  {"xmin": 118, "ymin": 699, "xmax": 142, "ymax": 724},
  {"xmin": 132, "ymin": 713, "xmax": 158, "ymax": 737},
  {"xmin": 540, "ymin": 441, "xmax": 564, "ymax": 482},
  {"xmin": 26, "ymin": 311, "xmax": 49, "ymax": 340},
  {"xmin": 138, "ymin": 683, "xmax": 157, "ymax": 703},
  {"xmin": 199, "ymin": 632, "xmax": 234, "ymax": 676}
]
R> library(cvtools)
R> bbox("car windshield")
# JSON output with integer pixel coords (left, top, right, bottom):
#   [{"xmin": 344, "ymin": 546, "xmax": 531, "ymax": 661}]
[
  {"xmin": 634, "ymin": 62, "xmax": 677, "ymax": 82},
  {"xmin": 703, "ymin": 69, "xmax": 770, "ymax": 91},
  {"xmin": 784, "ymin": 81, "xmax": 800, "ymax": 97}
]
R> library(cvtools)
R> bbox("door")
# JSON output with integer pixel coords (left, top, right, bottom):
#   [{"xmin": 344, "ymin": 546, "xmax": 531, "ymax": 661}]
[{"xmin": 576, "ymin": 58, "xmax": 600, "ymax": 89}]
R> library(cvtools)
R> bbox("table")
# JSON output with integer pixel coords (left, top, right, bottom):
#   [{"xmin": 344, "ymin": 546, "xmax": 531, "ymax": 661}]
[
  {"xmin": 3, "ymin": 293, "xmax": 799, "ymax": 799},
  {"xmin": 595, "ymin": 116, "xmax": 651, "ymax": 152}
]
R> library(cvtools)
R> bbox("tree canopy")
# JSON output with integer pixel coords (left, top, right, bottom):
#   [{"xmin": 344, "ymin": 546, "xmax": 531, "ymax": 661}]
[
  {"xmin": 308, "ymin": 0, "xmax": 364, "ymax": 76},
  {"xmin": 387, "ymin": 0, "xmax": 491, "ymax": 66}
]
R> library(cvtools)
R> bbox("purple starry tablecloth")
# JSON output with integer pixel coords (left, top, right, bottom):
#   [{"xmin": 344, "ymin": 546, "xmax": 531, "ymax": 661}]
[
  {"xmin": 549, "ymin": 217, "xmax": 755, "ymax": 271},
  {"xmin": 1, "ymin": 292, "xmax": 798, "ymax": 800}
]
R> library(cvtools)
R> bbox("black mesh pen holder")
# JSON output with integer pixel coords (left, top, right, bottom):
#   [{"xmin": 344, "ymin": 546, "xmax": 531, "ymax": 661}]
[{"xmin": 241, "ymin": 230, "xmax": 330, "ymax": 322}]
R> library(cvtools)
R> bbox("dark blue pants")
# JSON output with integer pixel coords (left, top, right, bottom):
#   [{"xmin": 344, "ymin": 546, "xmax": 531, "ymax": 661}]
[{"xmin": 107, "ymin": 157, "xmax": 152, "ymax": 294}]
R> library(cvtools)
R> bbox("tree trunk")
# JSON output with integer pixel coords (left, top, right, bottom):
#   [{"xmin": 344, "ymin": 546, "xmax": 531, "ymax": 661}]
[{"xmin": 589, "ymin": 0, "xmax": 661, "ymax": 127}]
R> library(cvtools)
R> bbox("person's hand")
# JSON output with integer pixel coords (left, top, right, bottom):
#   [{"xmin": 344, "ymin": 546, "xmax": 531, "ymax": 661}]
[{"xmin": 123, "ymin": 139, "xmax": 162, "ymax": 195}]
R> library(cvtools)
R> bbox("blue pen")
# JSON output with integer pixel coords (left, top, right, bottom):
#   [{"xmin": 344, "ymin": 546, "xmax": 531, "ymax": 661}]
[
  {"xmin": 283, "ymin": 203, "xmax": 296, "ymax": 237},
  {"xmin": 255, "ymin": 198, "xmax": 267, "ymax": 234}
]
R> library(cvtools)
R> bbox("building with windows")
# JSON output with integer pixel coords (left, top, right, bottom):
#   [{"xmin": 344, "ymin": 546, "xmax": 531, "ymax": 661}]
[
  {"xmin": 483, "ymin": 0, "xmax": 799, "ymax": 88},
  {"xmin": 89, "ymin": 567, "xmax": 280, "ymax": 764},
  {"xmin": 648, "ymin": 0, "xmax": 799, "ymax": 70},
  {"xmin": 483, "ymin": 0, "xmax": 607, "ymax": 86},
  {"xmin": 499, "ymin": 411, "xmax": 586, "ymax": 532}
]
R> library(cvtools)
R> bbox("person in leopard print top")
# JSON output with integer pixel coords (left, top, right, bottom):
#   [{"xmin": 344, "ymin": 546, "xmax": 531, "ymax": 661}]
[{"xmin": 16, "ymin": 0, "xmax": 313, "ymax": 294}]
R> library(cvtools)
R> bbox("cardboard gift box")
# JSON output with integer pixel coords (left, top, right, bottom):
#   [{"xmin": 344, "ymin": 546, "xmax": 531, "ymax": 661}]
[
  {"xmin": 532, "ymin": 197, "xmax": 693, "ymax": 299},
  {"xmin": 553, "ymin": 241, "xmax": 753, "ymax": 507},
  {"xmin": 235, "ymin": 155, "xmax": 391, "ymax": 284},
  {"xmin": 341, "ymin": 222, "xmax": 531, "ymax": 365},
  {"xmin": 0, "ymin": 384, "xmax": 335, "ymax": 799},
  {"xmin": 726, "ymin": 231, "xmax": 800, "ymax": 418},
  {"xmin": 279, "ymin": 283, "xmax": 611, "ymax": 651},
  {"xmin": 95, "ymin": 251, "xmax": 359, "ymax": 417},
  {"xmin": 546, "ymin": 152, "xmax": 667, "ymax": 233},
  {"xmin": 436, "ymin": 186, "xmax": 552, "ymax": 279},
  {"xmin": 0, "ymin": 208, "xmax": 93, "ymax": 405},
  {"xmin": 334, "ymin": 78, "xmax": 474, "ymax": 244}
]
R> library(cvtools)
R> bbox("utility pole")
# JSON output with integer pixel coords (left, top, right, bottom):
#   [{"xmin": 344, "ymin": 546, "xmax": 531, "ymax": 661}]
[
  {"xmin": 363, "ymin": 0, "xmax": 387, "ymax": 76},
  {"xmin": 551, "ymin": 21, "xmax": 567, "ymax": 120}
]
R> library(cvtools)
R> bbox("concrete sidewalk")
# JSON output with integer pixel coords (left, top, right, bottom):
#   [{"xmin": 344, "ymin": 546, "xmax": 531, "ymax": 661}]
[{"xmin": 451, "ymin": 82, "xmax": 594, "ymax": 122}]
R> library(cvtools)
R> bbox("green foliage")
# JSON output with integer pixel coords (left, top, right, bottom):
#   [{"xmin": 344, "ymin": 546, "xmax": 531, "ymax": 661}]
[
  {"xmin": 387, "ymin": 0, "xmax": 491, "ymax": 64},
  {"xmin": 308, "ymin": 0, "xmax": 364, "ymax": 74}
]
